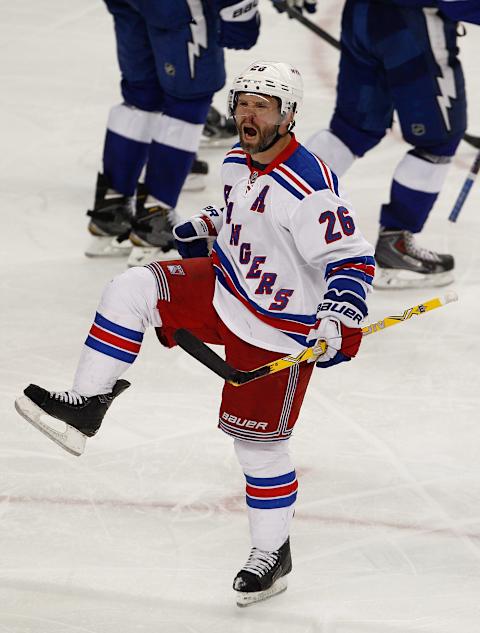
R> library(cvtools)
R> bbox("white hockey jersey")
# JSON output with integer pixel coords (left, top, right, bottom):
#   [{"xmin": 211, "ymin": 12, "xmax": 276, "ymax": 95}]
[{"xmin": 210, "ymin": 135, "xmax": 375, "ymax": 354}]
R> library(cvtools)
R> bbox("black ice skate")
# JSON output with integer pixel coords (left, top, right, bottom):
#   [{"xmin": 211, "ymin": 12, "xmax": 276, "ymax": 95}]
[
  {"xmin": 85, "ymin": 172, "xmax": 134, "ymax": 258},
  {"xmin": 128, "ymin": 184, "xmax": 179, "ymax": 266},
  {"xmin": 233, "ymin": 538, "xmax": 292, "ymax": 607},
  {"xmin": 14, "ymin": 380, "xmax": 130, "ymax": 457},
  {"xmin": 200, "ymin": 106, "xmax": 237, "ymax": 148},
  {"xmin": 374, "ymin": 228, "xmax": 455, "ymax": 289}
]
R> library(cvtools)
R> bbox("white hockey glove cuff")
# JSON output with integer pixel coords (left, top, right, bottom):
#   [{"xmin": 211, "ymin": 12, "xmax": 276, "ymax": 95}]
[{"xmin": 173, "ymin": 205, "xmax": 223, "ymax": 243}]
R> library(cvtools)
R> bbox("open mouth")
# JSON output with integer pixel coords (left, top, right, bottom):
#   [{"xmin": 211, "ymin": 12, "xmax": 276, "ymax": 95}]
[{"xmin": 243, "ymin": 125, "xmax": 258, "ymax": 140}]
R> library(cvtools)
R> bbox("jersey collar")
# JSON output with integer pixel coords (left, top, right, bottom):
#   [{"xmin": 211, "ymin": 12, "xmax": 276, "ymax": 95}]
[{"xmin": 246, "ymin": 134, "xmax": 299, "ymax": 176}]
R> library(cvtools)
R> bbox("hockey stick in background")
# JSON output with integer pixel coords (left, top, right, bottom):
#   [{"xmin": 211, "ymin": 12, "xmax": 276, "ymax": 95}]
[
  {"xmin": 174, "ymin": 292, "xmax": 458, "ymax": 387},
  {"xmin": 448, "ymin": 149, "xmax": 480, "ymax": 222},
  {"xmin": 273, "ymin": 2, "xmax": 480, "ymax": 150},
  {"xmin": 274, "ymin": 2, "xmax": 341, "ymax": 50}
]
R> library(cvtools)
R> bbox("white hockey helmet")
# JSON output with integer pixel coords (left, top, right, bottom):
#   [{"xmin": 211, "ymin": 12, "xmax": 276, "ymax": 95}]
[{"xmin": 227, "ymin": 61, "xmax": 303, "ymax": 121}]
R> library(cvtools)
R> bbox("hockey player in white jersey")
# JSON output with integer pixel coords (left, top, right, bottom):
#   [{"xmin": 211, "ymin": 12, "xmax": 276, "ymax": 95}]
[{"xmin": 15, "ymin": 61, "xmax": 375, "ymax": 607}]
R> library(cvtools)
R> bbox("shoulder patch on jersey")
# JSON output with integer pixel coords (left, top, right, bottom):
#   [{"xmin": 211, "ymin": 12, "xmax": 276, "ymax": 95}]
[
  {"xmin": 223, "ymin": 146, "xmax": 247, "ymax": 167},
  {"xmin": 283, "ymin": 145, "xmax": 340, "ymax": 197}
]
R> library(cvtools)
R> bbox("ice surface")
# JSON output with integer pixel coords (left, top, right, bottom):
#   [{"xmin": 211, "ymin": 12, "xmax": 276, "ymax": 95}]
[{"xmin": 1, "ymin": 2, "xmax": 480, "ymax": 631}]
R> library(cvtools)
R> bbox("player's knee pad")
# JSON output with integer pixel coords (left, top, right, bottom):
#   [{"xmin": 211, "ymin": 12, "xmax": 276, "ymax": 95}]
[
  {"xmin": 121, "ymin": 78, "xmax": 164, "ymax": 112},
  {"xmin": 394, "ymin": 148, "xmax": 452, "ymax": 195},
  {"xmin": 305, "ymin": 129, "xmax": 356, "ymax": 177},
  {"xmin": 99, "ymin": 266, "xmax": 161, "ymax": 330},
  {"xmin": 234, "ymin": 438, "xmax": 293, "ymax": 477}
]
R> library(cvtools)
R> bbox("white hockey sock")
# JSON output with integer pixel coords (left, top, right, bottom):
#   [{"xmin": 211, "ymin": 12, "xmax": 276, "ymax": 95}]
[
  {"xmin": 392, "ymin": 151, "xmax": 451, "ymax": 194},
  {"xmin": 72, "ymin": 267, "xmax": 160, "ymax": 396},
  {"xmin": 107, "ymin": 103, "xmax": 156, "ymax": 144},
  {"xmin": 305, "ymin": 129, "xmax": 355, "ymax": 176},
  {"xmin": 234, "ymin": 438, "xmax": 297, "ymax": 552}
]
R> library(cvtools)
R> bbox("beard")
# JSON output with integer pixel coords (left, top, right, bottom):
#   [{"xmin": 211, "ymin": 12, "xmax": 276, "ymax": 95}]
[{"xmin": 238, "ymin": 121, "xmax": 280, "ymax": 155}]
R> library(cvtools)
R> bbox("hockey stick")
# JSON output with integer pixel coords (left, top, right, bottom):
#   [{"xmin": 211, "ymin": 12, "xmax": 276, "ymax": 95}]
[
  {"xmin": 274, "ymin": 2, "xmax": 340, "ymax": 49},
  {"xmin": 273, "ymin": 3, "xmax": 478, "ymax": 150},
  {"xmin": 173, "ymin": 292, "xmax": 458, "ymax": 387},
  {"xmin": 463, "ymin": 133, "xmax": 480, "ymax": 150},
  {"xmin": 448, "ymin": 149, "xmax": 480, "ymax": 222}
]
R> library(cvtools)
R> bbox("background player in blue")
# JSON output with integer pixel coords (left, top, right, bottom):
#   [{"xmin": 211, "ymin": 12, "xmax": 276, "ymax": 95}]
[
  {"xmin": 307, "ymin": 0, "xmax": 480, "ymax": 288},
  {"xmin": 85, "ymin": 0, "xmax": 260, "ymax": 264}
]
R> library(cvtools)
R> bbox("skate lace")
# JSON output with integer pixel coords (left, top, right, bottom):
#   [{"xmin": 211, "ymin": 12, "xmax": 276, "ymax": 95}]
[
  {"xmin": 49, "ymin": 391, "xmax": 88, "ymax": 406},
  {"xmin": 403, "ymin": 231, "xmax": 441, "ymax": 263},
  {"xmin": 242, "ymin": 548, "xmax": 279, "ymax": 578}
]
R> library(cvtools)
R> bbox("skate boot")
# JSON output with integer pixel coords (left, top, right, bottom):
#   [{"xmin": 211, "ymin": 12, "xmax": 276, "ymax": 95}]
[
  {"xmin": 233, "ymin": 538, "xmax": 292, "ymax": 607},
  {"xmin": 374, "ymin": 228, "xmax": 455, "ymax": 289},
  {"xmin": 14, "ymin": 380, "xmax": 130, "ymax": 456},
  {"xmin": 85, "ymin": 172, "xmax": 134, "ymax": 257},
  {"xmin": 200, "ymin": 106, "xmax": 237, "ymax": 149},
  {"xmin": 183, "ymin": 157, "xmax": 209, "ymax": 191},
  {"xmin": 128, "ymin": 184, "xmax": 179, "ymax": 267}
]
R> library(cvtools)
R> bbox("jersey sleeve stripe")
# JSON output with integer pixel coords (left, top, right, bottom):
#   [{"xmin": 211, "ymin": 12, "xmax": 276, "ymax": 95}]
[{"xmin": 325, "ymin": 256, "xmax": 375, "ymax": 285}]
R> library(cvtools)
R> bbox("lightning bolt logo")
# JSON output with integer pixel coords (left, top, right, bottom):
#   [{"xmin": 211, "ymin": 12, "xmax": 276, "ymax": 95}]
[
  {"xmin": 436, "ymin": 70, "xmax": 456, "ymax": 132},
  {"xmin": 186, "ymin": 0, "xmax": 207, "ymax": 79},
  {"xmin": 424, "ymin": 9, "xmax": 456, "ymax": 132}
]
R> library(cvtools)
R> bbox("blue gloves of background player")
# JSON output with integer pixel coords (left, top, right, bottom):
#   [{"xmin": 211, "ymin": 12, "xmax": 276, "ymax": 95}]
[
  {"xmin": 217, "ymin": 0, "xmax": 260, "ymax": 50},
  {"xmin": 271, "ymin": 0, "xmax": 317, "ymax": 14}
]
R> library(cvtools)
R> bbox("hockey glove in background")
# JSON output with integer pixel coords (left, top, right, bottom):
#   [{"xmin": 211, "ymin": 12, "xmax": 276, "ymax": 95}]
[
  {"xmin": 217, "ymin": 0, "xmax": 260, "ymax": 50},
  {"xmin": 271, "ymin": 0, "xmax": 317, "ymax": 15},
  {"xmin": 307, "ymin": 316, "xmax": 362, "ymax": 369},
  {"xmin": 173, "ymin": 205, "xmax": 223, "ymax": 259}
]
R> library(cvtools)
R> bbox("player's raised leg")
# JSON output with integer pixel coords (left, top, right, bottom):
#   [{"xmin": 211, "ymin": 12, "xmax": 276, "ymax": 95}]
[{"xmin": 15, "ymin": 267, "xmax": 160, "ymax": 455}]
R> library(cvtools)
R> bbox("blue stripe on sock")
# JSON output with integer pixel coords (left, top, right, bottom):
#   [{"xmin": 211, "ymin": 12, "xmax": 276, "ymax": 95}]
[
  {"xmin": 85, "ymin": 336, "xmax": 137, "ymax": 364},
  {"xmin": 246, "ymin": 492, "xmax": 297, "ymax": 509},
  {"xmin": 94, "ymin": 312, "xmax": 144, "ymax": 342},
  {"xmin": 245, "ymin": 471, "xmax": 296, "ymax": 487}
]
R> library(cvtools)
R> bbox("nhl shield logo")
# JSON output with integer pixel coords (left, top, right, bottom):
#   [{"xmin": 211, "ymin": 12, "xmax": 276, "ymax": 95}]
[
  {"xmin": 167, "ymin": 264, "xmax": 185, "ymax": 276},
  {"xmin": 245, "ymin": 170, "xmax": 259, "ymax": 195}
]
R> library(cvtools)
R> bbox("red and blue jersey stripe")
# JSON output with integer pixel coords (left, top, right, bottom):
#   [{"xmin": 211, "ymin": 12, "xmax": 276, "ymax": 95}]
[
  {"xmin": 85, "ymin": 312, "xmax": 143, "ymax": 364},
  {"xmin": 223, "ymin": 146, "xmax": 247, "ymax": 167},
  {"xmin": 245, "ymin": 470, "xmax": 298, "ymax": 509},
  {"xmin": 325, "ymin": 256, "xmax": 375, "ymax": 286},
  {"xmin": 212, "ymin": 243, "xmax": 317, "ymax": 345}
]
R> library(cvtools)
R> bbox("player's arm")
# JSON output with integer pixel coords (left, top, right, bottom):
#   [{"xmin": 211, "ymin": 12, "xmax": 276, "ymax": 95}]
[
  {"xmin": 290, "ymin": 190, "xmax": 375, "ymax": 367},
  {"xmin": 173, "ymin": 205, "xmax": 224, "ymax": 259}
]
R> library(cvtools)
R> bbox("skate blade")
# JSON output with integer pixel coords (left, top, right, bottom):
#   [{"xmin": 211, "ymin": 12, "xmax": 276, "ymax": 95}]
[
  {"xmin": 183, "ymin": 173, "xmax": 207, "ymax": 192},
  {"xmin": 85, "ymin": 236, "xmax": 132, "ymax": 258},
  {"xmin": 235, "ymin": 576, "xmax": 288, "ymax": 608},
  {"xmin": 127, "ymin": 245, "xmax": 179, "ymax": 267},
  {"xmin": 14, "ymin": 395, "xmax": 86, "ymax": 457},
  {"xmin": 374, "ymin": 268, "xmax": 454, "ymax": 290}
]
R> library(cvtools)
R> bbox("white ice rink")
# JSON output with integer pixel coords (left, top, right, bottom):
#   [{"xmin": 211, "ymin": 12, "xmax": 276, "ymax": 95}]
[{"xmin": 1, "ymin": 2, "xmax": 480, "ymax": 631}]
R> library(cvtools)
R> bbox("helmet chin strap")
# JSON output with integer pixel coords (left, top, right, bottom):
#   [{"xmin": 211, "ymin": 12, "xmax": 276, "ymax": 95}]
[{"xmin": 256, "ymin": 119, "xmax": 296, "ymax": 153}]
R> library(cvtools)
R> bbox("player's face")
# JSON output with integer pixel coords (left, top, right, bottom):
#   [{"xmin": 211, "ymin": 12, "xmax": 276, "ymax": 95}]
[{"xmin": 234, "ymin": 93, "xmax": 283, "ymax": 155}]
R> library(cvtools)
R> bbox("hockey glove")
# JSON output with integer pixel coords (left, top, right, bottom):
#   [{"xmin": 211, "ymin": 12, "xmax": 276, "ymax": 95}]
[
  {"xmin": 173, "ymin": 205, "xmax": 223, "ymax": 259},
  {"xmin": 307, "ymin": 316, "xmax": 362, "ymax": 369},
  {"xmin": 272, "ymin": 0, "xmax": 317, "ymax": 15},
  {"xmin": 217, "ymin": 0, "xmax": 260, "ymax": 50}
]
